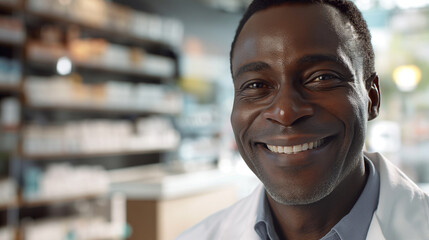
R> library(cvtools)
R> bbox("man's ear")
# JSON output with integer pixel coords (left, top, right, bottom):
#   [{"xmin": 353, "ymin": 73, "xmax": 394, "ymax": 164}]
[{"xmin": 366, "ymin": 74, "xmax": 381, "ymax": 121}]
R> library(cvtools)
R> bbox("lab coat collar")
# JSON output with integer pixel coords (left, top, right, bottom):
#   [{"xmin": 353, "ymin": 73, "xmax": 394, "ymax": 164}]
[
  {"xmin": 366, "ymin": 214, "xmax": 386, "ymax": 240},
  {"xmin": 365, "ymin": 151, "xmax": 429, "ymax": 240}
]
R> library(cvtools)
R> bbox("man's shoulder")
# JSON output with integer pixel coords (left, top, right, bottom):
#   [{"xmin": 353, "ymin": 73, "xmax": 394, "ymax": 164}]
[
  {"xmin": 365, "ymin": 151, "xmax": 429, "ymax": 239},
  {"xmin": 176, "ymin": 184, "xmax": 263, "ymax": 240},
  {"xmin": 366, "ymin": 151, "xmax": 428, "ymax": 198}
]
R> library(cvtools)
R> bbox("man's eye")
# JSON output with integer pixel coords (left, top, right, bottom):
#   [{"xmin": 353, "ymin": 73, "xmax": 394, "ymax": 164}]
[
  {"xmin": 313, "ymin": 74, "xmax": 337, "ymax": 82},
  {"xmin": 304, "ymin": 73, "xmax": 345, "ymax": 90},
  {"xmin": 246, "ymin": 82, "xmax": 268, "ymax": 89},
  {"xmin": 236, "ymin": 81, "xmax": 272, "ymax": 100}
]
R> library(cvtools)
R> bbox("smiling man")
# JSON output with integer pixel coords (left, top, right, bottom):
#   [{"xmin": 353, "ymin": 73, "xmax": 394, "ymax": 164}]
[{"xmin": 177, "ymin": 0, "xmax": 429, "ymax": 239}]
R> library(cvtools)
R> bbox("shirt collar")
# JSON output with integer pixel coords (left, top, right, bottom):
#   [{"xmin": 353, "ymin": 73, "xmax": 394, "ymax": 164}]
[
  {"xmin": 254, "ymin": 157, "xmax": 380, "ymax": 240},
  {"xmin": 327, "ymin": 157, "xmax": 380, "ymax": 240},
  {"xmin": 254, "ymin": 185, "xmax": 279, "ymax": 240}
]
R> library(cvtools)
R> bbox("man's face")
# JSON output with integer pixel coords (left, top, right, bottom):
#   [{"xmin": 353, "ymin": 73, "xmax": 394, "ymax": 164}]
[{"xmin": 231, "ymin": 3, "xmax": 379, "ymax": 205}]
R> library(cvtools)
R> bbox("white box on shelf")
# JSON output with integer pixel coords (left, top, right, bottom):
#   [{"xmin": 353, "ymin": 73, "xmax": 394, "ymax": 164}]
[
  {"xmin": 70, "ymin": 0, "xmax": 108, "ymax": 28},
  {"xmin": 0, "ymin": 16, "xmax": 25, "ymax": 44},
  {"xmin": 0, "ymin": 226, "xmax": 14, "ymax": 240},
  {"xmin": 0, "ymin": 97, "xmax": 20, "ymax": 127},
  {"xmin": 162, "ymin": 18, "xmax": 184, "ymax": 47},
  {"xmin": 105, "ymin": 3, "xmax": 131, "ymax": 32},
  {"xmin": 141, "ymin": 53, "xmax": 176, "ymax": 78},
  {"xmin": 24, "ymin": 164, "xmax": 110, "ymax": 203},
  {"xmin": 147, "ymin": 15, "xmax": 164, "ymax": 41},
  {"xmin": 0, "ymin": 58, "xmax": 21, "ymax": 85},
  {"xmin": 24, "ymin": 216, "xmax": 124, "ymax": 240},
  {"xmin": 27, "ymin": 0, "xmax": 52, "ymax": 13},
  {"xmin": 130, "ymin": 12, "xmax": 153, "ymax": 40},
  {"xmin": 0, "ymin": 178, "xmax": 17, "ymax": 206},
  {"xmin": 102, "ymin": 44, "xmax": 129, "ymax": 70}
]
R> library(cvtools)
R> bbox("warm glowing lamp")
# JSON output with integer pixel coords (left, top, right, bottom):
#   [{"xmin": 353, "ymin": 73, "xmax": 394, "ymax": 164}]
[{"xmin": 393, "ymin": 65, "xmax": 422, "ymax": 92}]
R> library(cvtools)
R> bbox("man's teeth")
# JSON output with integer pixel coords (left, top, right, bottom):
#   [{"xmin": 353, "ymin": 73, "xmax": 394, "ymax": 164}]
[{"xmin": 267, "ymin": 139, "xmax": 324, "ymax": 154}]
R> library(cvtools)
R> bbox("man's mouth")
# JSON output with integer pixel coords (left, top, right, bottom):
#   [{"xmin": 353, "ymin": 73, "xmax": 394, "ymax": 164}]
[{"xmin": 266, "ymin": 138, "xmax": 326, "ymax": 155}]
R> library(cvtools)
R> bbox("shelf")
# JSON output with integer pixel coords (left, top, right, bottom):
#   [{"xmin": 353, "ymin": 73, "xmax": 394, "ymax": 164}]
[
  {"xmin": 19, "ymin": 216, "xmax": 125, "ymax": 240},
  {"xmin": 0, "ymin": 37, "xmax": 23, "ymax": 47},
  {"xmin": 25, "ymin": 102, "xmax": 180, "ymax": 116},
  {"xmin": 0, "ymin": 84, "xmax": 20, "ymax": 93},
  {"xmin": 25, "ymin": 9, "xmax": 173, "ymax": 50},
  {"xmin": 0, "ymin": 28, "xmax": 25, "ymax": 47},
  {"xmin": 20, "ymin": 193, "xmax": 103, "ymax": 208},
  {"xmin": 26, "ymin": 52, "xmax": 171, "ymax": 81},
  {"xmin": 0, "ymin": 1, "xmax": 21, "ymax": 11},
  {"xmin": 22, "ymin": 146, "xmax": 177, "ymax": 161},
  {"xmin": 0, "ymin": 125, "xmax": 20, "ymax": 132},
  {"xmin": 0, "ymin": 226, "xmax": 16, "ymax": 240},
  {"xmin": 110, "ymin": 168, "xmax": 235, "ymax": 200},
  {"xmin": 0, "ymin": 202, "xmax": 18, "ymax": 210}
]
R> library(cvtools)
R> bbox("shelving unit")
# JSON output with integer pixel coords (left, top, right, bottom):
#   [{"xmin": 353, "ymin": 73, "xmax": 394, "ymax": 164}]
[
  {"xmin": 0, "ymin": 202, "xmax": 17, "ymax": 211},
  {"xmin": 24, "ymin": 10, "xmax": 168, "ymax": 50},
  {"xmin": 0, "ymin": 1, "xmax": 21, "ymax": 11},
  {"xmin": 22, "ymin": 146, "xmax": 178, "ymax": 161},
  {"xmin": 25, "ymin": 103, "xmax": 181, "ymax": 116},
  {"xmin": 0, "ymin": 84, "xmax": 20, "ymax": 93},
  {"xmin": 25, "ymin": 41, "xmax": 177, "ymax": 80},
  {"xmin": 0, "ymin": 1, "xmax": 23, "ymax": 239},
  {"xmin": 0, "ymin": 38, "xmax": 22, "ymax": 47},
  {"xmin": 20, "ymin": 193, "xmax": 104, "ymax": 208},
  {"xmin": 0, "ymin": 0, "xmax": 184, "ymax": 239},
  {"xmin": 0, "ymin": 192, "xmax": 102, "ymax": 210},
  {"xmin": 26, "ymin": 57, "xmax": 167, "ymax": 80}
]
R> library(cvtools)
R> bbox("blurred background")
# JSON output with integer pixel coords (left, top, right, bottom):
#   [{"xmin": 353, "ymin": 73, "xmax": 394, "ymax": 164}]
[{"xmin": 0, "ymin": 0, "xmax": 428, "ymax": 239}]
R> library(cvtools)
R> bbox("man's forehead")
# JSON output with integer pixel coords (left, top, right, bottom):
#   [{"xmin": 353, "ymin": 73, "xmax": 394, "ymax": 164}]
[
  {"xmin": 232, "ymin": 2, "xmax": 362, "ymax": 78},
  {"xmin": 238, "ymin": 3, "xmax": 356, "ymax": 47}
]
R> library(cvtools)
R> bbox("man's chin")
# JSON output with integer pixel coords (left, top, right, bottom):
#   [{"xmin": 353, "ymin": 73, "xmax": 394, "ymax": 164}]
[{"xmin": 264, "ymin": 179, "xmax": 337, "ymax": 206}]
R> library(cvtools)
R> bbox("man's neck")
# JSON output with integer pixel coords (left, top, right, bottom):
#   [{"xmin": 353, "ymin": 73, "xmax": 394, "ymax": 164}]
[{"xmin": 267, "ymin": 161, "xmax": 368, "ymax": 240}]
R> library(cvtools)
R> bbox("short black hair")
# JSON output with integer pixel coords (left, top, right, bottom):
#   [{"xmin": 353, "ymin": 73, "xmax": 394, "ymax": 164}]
[{"xmin": 230, "ymin": 0, "xmax": 375, "ymax": 79}]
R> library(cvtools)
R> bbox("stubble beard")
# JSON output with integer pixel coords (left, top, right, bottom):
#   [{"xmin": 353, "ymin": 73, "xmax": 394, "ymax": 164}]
[
  {"xmin": 263, "ymin": 172, "xmax": 338, "ymax": 206},
  {"xmin": 253, "ymin": 155, "xmax": 357, "ymax": 206}
]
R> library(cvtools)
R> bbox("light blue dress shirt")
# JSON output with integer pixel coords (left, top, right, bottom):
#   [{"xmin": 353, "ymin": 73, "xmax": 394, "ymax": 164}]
[{"xmin": 254, "ymin": 157, "xmax": 380, "ymax": 240}]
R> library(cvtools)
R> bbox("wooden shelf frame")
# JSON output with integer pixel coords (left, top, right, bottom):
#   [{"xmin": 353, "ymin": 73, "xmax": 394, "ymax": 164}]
[
  {"xmin": 0, "ymin": 37, "xmax": 24, "ymax": 47},
  {"xmin": 26, "ymin": 55, "xmax": 170, "ymax": 81},
  {"xmin": 20, "ymin": 192, "xmax": 104, "ymax": 208},
  {"xmin": 25, "ymin": 102, "xmax": 180, "ymax": 116},
  {"xmin": 0, "ymin": 84, "xmax": 21, "ymax": 93},
  {"xmin": 24, "ymin": 9, "xmax": 174, "ymax": 51},
  {"xmin": 22, "ymin": 145, "xmax": 177, "ymax": 161},
  {"xmin": 0, "ymin": 0, "xmax": 22, "ymax": 11},
  {"xmin": 0, "ymin": 202, "xmax": 18, "ymax": 211},
  {"xmin": 0, "ymin": 125, "xmax": 20, "ymax": 132}
]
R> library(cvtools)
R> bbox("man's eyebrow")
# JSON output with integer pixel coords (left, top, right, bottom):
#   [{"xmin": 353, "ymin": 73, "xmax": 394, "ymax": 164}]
[
  {"xmin": 298, "ymin": 54, "xmax": 349, "ymax": 68},
  {"xmin": 234, "ymin": 61, "xmax": 271, "ymax": 79}
]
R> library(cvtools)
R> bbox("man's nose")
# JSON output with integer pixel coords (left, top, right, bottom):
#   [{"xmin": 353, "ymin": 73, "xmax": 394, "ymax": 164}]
[{"xmin": 262, "ymin": 87, "xmax": 314, "ymax": 127}]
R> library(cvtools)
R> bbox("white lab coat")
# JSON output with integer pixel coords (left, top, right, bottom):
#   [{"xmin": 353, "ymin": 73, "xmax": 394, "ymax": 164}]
[{"xmin": 177, "ymin": 152, "xmax": 429, "ymax": 240}]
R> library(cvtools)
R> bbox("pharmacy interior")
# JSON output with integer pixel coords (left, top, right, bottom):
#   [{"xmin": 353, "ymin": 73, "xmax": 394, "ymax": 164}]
[{"xmin": 0, "ymin": 0, "xmax": 428, "ymax": 239}]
